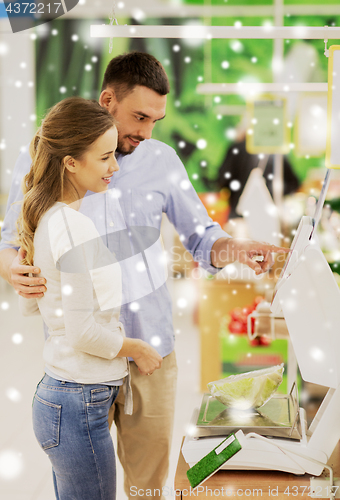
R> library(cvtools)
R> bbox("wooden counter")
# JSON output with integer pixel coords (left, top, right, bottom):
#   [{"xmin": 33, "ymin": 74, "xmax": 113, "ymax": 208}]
[{"xmin": 175, "ymin": 439, "xmax": 340, "ymax": 499}]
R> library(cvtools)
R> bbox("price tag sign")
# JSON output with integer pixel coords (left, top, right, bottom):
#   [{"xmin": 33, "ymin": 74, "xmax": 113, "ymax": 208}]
[
  {"xmin": 295, "ymin": 93, "xmax": 327, "ymax": 157},
  {"xmin": 326, "ymin": 45, "xmax": 340, "ymax": 168},
  {"xmin": 246, "ymin": 95, "xmax": 290, "ymax": 154}
]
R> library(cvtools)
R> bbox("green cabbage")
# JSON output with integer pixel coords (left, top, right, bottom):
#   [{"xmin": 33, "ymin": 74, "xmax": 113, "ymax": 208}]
[{"xmin": 207, "ymin": 364, "xmax": 284, "ymax": 410}]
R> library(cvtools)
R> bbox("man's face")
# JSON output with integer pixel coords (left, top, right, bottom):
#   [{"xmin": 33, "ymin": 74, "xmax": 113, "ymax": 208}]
[{"xmin": 104, "ymin": 85, "xmax": 167, "ymax": 155}]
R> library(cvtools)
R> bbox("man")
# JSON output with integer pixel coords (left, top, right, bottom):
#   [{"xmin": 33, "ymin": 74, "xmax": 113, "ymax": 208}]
[{"xmin": 0, "ymin": 52, "xmax": 287, "ymax": 499}]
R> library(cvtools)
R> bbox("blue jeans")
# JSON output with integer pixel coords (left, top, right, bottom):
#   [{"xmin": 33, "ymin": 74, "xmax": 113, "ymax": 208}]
[{"xmin": 32, "ymin": 374, "xmax": 120, "ymax": 500}]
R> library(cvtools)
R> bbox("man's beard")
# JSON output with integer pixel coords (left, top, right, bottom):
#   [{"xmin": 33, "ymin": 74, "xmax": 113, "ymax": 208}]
[
  {"xmin": 116, "ymin": 135, "xmax": 144, "ymax": 155},
  {"xmin": 116, "ymin": 138, "xmax": 135, "ymax": 155}
]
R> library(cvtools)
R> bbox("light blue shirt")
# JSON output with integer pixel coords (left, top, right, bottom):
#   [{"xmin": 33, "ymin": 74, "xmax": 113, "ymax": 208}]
[{"xmin": 0, "ymin": 138, "xmax": 229, "ymax": 357}]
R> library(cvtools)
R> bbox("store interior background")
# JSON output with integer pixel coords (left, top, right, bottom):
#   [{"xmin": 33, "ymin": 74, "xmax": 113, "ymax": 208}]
[{"xmin": 1, "ymin": 0, "xmax": 340, "ymax": 498}]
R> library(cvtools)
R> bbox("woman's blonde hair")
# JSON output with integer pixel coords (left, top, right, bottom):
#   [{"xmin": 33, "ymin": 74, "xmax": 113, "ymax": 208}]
[{"xmin": 15, "ymin": 97, "xmax": 116, "ymax": 266}]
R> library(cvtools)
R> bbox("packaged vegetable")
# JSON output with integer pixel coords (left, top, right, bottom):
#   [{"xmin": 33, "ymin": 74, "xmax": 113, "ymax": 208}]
[{"xmin": 207, "ymin": 364, "xmax": 284, "ymax": 410}]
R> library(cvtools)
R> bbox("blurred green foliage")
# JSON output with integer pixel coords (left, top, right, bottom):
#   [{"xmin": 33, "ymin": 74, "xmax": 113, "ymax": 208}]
[{"xmin": 35, "ymin": 4, "xmax": 340, "ymax": 193}]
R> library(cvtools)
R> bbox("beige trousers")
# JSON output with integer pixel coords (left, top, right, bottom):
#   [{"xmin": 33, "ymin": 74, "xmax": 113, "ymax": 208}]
[{"xmin": 108, "ymin": 350, "xmax": 178, "ymax": 500}]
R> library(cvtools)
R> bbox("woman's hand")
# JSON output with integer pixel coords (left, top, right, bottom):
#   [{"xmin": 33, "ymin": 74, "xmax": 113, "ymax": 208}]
[
  {"xmin": 118, "ymin": 338, "xmax": 163, "ymax": 375},
  {"xmin": 133, "ymin": 341, "xmax": 163, "ymax": 376}
]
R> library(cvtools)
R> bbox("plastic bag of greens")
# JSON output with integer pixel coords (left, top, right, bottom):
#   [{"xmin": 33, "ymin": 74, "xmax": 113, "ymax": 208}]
[{"xmin": 207, "ymin": 364, "xmax": 284, "ymax": 410}]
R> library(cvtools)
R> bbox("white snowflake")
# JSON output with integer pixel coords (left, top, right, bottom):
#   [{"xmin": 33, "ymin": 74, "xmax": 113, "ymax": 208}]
[
  {"xmin": 229, "ymin": 180, "xmax": 241, "ymax": 191},
  {"xmin": 150, "ymin": 335, "xmax": 161, "ymax": 347},
  {"xmin": 230, "ymin": 40, "xmax": 243, "ymax": 53},
  {"xmin": 6, "ymin": 388, "xmax": 22, "ymax": 403},
  {"xmin": 109, "ymin": 188, "xmax": 122, "ymax": 199},
  {"xmin": 0, "ymin": 450, "xmax": 24, "ymax": 480},
  {"xmin": 0, "ymin": 43, "xmax": 9, "ymax": 56},
  {"xmin": 62, "ymin": 285, "xmax": 73, "ymax": 296},
  {"xmin": 177, "ymin": 297, "xmax": 188, "ymax": 309},
  {"xmin": 195, "ymin": 225, "xmax": 205, "ymax": 237},
  {"xmin": 225, "ymin": 128, "xmax": 236, "ymax": 140},
  {"xmin": 129, "ymin": 302, "xmax": 140, "ymax": 312},
  {"xmin": 132, "ymin": 8, "xmax": 145, "ymax": 21},
  {"xmin": 310, "ymin": 347, "xmax": 324, "ymax": 362},
  {"xmin": 180, "ymin": 179, "xmax": 191, "ymax": 191},
  {"xmin": 12, "ymin": 333, "xmax": 23, "ymax": 345},
  {"xmin": 196, "ymin": 139, "xmax": 207, "ymax": 150},
  {"xmin": 136, "ymin": 262, "xmax": 146, "ymax": 273}
]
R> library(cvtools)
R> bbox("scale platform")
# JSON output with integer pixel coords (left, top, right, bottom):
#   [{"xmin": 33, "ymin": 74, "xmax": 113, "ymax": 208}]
[{"xmin": 192, "ymin": 384, "xmax": 301, "ymax": 440}]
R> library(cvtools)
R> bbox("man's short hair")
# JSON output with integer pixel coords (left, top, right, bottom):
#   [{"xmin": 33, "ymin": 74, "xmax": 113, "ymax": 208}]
[{"xmin": 101, "ymin": 51, "xmax": 170, "ymax": 101}]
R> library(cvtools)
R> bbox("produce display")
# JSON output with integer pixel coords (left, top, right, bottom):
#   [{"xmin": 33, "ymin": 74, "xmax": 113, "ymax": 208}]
[
  {"xmin": 208, "ymin": 364, "xmax": 284, "ymax": 410},
  {"xmin": 228, "ymin": 296, "xmax": 271, "ymax": 346}
]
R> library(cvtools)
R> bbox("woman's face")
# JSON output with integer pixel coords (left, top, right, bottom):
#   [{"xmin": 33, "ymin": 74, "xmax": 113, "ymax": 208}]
[{"xmin": 66, "ymin": 126, "xmax": 119, "ymax": 199}]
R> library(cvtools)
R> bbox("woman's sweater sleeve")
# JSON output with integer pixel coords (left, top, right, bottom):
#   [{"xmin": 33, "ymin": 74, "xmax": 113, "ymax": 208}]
[
  {"xmin": 18, "ymin": 295, "xmax": 40, "ymax": 316},
  {"xmin": 50, "ymin": 207, "xmax": 124, "ymax": 360}
]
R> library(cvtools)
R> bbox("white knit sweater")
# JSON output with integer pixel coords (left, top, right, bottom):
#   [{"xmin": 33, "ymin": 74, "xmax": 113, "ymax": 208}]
[{"xmin": 19, "ymin": 202, "xmax": 132, "ymax": 411}]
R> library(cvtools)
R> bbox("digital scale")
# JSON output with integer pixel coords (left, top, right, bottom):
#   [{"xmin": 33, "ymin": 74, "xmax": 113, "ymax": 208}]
[
  {"xmin": 191, "ymin": 384, "xmax": 301, "ymax": 441},
  {"xmin": 182, "ymin": 167, "xmax": 340, "ymax": 484},
  {"xmin": 182, "ymin": 45, "xmax": 340, "ymax": 499},
  {"xmin": 182, "ymin": 46, "xmax": 340, "ymax": 490},
  {"xmin": 182, "ymin": 157, "xmax": 340, "ymax": 496}
]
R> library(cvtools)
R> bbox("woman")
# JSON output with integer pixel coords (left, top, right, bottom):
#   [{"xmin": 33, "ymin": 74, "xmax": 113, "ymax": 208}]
[{"xmin": 15, "ymin": 97, "xmax": 162, "ymax": 500}]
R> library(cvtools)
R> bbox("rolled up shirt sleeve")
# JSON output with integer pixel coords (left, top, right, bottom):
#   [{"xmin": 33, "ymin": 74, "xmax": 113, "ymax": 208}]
[
  {"xmin": 163, "ymin": 148, "xmax": 230, "ymax": 274},
  {"xmin": 0, "ymin": 147, "xmax": 31, "ymax": 252}
]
